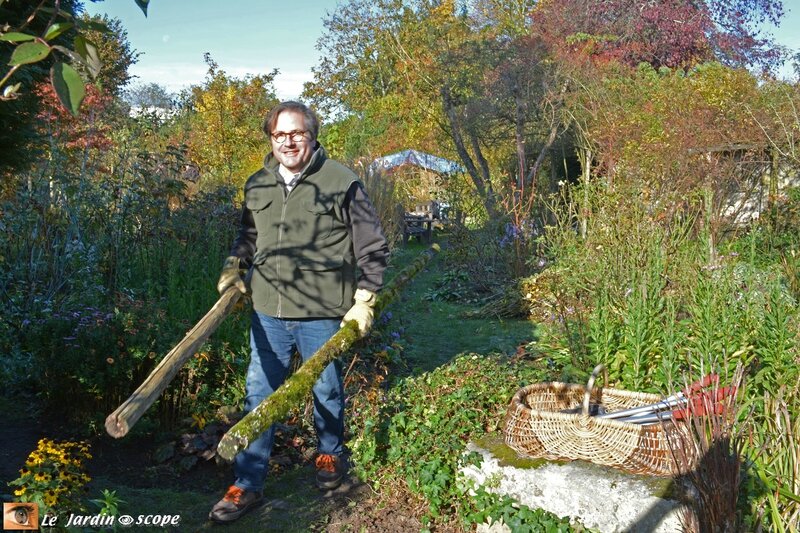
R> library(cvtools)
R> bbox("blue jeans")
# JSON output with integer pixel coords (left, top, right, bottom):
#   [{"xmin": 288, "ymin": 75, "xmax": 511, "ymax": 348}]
[{"xmin": 233, "ymin": 313, "xmax": 344, "ymax": 492}]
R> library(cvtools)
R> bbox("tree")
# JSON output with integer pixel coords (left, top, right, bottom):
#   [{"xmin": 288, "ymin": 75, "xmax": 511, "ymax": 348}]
[
  {"xmin": 77, "ymin": 13, "xmax": 139, "ymax": 96},
  {"xmin": 184, "ymin": 54, "xmax": 279, "ymax": 188},
  {"xmin": 124, "ymin": 82, "xmax": 175, "ymax": 110},
  {"xmin": 531, "ymin": 0, "xmax": 784, "ymax": 71},
  {"xmin": 306, "ymin": 0, "xmax": 510, "ymax": 217},
  {"xmin": 1, "ymin": 0, "xmax": 85, "ymax": 173},
  {"xmin": 1, "ymin": 0, "xmax": 148, "ymax": 114}
]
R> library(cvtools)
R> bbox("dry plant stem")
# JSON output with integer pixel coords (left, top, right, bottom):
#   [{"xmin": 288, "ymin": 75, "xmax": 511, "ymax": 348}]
[
  {"xmin": 105, "ymin": 288, "xmax": 243, "ymax": 438},
  {"xmin": 669, "ymin": 366, "xmax": 745, "ymax": 533},
  {"xmin": 217, "ymin": 244, "xmax": 440, "ymax": 462}
]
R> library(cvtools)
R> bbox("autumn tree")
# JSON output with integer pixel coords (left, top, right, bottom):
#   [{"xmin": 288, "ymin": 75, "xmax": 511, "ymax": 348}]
[
  {"xmin": 531, "ymin": 0, "xmax": 784, "ymax": 71},
  {"xmin": 306, "ymin": 0, "xmax": 551, "ymax": 218},
  {"xmin": 307, "ymin": 0, "xmax": 787, "ymax": 233},
  {"xmin": 184, "ymin": 54, "xmax": 279, "ymax": 188}
]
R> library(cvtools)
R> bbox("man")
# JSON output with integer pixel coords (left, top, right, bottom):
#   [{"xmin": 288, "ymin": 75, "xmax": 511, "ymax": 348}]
[{"xmin": 209, "ymin": 101, "xmax": 389, "ymax": 523}]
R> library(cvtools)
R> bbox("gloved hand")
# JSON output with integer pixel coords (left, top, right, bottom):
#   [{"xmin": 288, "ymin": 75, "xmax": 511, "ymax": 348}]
[
  {"xmin": 340, "ymin": 288, "xmax": 377, "ymax": 336},
  {"xmin": 216, "ymin": 256, "xmax": 248, "ymax": 295}
]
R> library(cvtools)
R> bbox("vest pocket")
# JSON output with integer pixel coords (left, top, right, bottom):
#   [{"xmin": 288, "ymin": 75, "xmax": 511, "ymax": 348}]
[
  {"xmin": 297, "ymin": 258, "xmax": 344, "ymax": 309},
  {"xmin": 247, "ymin": 190, "xmax": 274, "ymax": 235},
  {"xmin": 245, "ymin": 189, "xmax": 273, "ymax": 212},
  {"xmin": 303, "ymin": 199, "xmax": 335, "ymax": 239}
]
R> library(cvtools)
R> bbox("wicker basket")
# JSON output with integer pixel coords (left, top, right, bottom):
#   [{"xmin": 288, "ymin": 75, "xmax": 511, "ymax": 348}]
[{"xmin": 504, "ymin": 365, "xmax": 691, "ymax": 476}]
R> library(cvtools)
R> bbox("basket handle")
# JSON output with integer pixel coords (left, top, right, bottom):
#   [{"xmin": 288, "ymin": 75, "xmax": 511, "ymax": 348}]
[{"xmin": 582, "ymin": 364, "xmax": 608, "ymax": 416}]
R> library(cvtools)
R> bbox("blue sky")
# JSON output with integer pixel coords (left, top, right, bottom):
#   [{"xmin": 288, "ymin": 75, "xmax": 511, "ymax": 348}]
[
  {"xmin": 83, "ymin": 0, "xmax": 333, "ymax": 98},
  {"xmin": 84, "ymin": 0, "xmax": 800, "ymax": 99}
]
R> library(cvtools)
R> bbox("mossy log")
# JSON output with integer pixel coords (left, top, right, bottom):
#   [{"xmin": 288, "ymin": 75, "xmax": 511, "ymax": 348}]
[
  {"xmin": 216, "ymin": 244, "xmax": 440, "ymax": 462},
  {"xmin": 105, "ymin": 288, "xmax": 243, "ymax": 438}
]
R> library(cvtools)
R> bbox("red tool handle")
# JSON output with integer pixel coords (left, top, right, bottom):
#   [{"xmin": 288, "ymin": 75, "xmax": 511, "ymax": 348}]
[
  {"xmin": 672, "ymin": 385, "xmax": 736, "ymax": 420},
  {"xmin": 683, "ymin": 373, "xmax": 719, "ymax": 396}
]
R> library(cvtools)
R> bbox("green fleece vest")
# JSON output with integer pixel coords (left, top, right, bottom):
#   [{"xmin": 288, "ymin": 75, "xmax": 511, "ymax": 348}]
[{"xmin": 245, "ymin": 148, "xmax": 359, "ymax": 318}]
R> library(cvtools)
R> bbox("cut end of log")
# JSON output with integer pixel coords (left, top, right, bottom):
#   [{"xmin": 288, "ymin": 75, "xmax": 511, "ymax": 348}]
[
  {"xmin": 104, "ymin": 414, "xmax": 129, "ymax": 439},
  {"xmin": 216, "ymin": 435, "xmax": 247, "ymax": 463}
]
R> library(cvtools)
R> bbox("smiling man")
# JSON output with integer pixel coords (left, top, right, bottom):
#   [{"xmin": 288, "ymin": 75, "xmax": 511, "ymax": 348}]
[{"xmin": 209, "ymin": 101, "xmax": 389, "ymax": 523}]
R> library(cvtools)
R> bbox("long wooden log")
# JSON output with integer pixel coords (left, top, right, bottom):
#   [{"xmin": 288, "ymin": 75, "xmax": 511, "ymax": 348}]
[
  {"xmin": 217, "ymin": 244, "xmax": 440, "ymax": 462},
  {"xmin": 105, "ymin": 287, "xmax": 243, "ymax": 438}
]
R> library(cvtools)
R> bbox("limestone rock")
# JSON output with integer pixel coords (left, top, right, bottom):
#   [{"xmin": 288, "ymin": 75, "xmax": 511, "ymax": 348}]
[{"xmin": 462, "ymin": 441, "xmax": 684, "ymax": 533}]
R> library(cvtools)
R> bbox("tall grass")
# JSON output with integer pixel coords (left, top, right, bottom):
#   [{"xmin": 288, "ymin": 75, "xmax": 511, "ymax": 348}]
[{"xmin": 535, "ymin": 181, "xmax": 799, "ymax": 529}]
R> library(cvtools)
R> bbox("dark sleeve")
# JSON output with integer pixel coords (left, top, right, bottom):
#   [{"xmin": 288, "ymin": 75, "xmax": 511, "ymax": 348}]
[
  {"xmin": 343, "ymin": 182, "xmax": 389, "ymax": 292},
  {"xmin": 229, "ymin": 204, "xmax": 257, "ymax": 268}
]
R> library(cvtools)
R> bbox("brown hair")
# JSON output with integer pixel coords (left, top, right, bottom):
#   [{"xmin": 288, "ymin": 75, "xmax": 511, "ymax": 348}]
[{"xmin": 261, "ymin": 101, "xmax": 320, "ymax": 140}]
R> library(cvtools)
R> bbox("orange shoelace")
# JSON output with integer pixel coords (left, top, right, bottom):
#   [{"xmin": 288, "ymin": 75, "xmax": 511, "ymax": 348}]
[
  {"xmin": 223, "ymin": 485, "xmax": 244, "ymax": 504},
  {"xmin": 315, "ymin": 454, "xmax": 336, "ymax": 472}
]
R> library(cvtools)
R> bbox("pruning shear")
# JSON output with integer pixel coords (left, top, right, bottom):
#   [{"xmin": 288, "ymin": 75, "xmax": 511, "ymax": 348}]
[{"xmin": 598, "ymin": 374, "xmax": 737, "ymax": 425}]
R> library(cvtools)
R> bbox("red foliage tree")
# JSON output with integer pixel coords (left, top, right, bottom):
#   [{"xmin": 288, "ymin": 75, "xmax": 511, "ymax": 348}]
[
  {"xmin": 34, "ymin": 82, "xmax": 114, "ymax": 152},
  {"xmin": 531, "ymin": 0, "xmax": 783, "ymax": 71}
]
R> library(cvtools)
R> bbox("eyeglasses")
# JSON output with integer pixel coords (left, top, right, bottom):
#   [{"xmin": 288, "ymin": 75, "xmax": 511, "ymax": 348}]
[{"xmin": 271, "ymin": 130, "xmax": 309, "ymax": 144}]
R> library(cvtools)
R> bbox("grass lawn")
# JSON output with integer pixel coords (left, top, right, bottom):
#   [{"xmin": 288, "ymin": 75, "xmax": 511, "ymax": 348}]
[{"xmin": 383, "ymin": 241, "xmax": 538, "ymax": 372}]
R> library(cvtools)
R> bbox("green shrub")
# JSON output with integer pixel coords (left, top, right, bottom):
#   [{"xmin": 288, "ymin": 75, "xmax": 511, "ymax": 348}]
[{"xmin": 1, "ymin": 171, "xmax": 250, "ymax": 433}]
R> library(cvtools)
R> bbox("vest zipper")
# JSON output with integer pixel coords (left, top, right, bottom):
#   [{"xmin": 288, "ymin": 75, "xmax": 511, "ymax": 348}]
[{"xmin": 276, "ymin": 197, "xmax": 288, "ymax": 318}]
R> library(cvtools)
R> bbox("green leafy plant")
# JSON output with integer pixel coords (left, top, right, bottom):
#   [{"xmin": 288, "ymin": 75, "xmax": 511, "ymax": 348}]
[
  {"xmin": 423, "ymin": 269, "xmax": 472, "ymax": 302},
  {"xmin": 464, "ymin": 483, "xmax": 588, "ymax": 532},
  {"xmin": 90, "ymin": 489, "xmax": 126, "ymax": 519},
  {"xmin": 348, "ymin": 353, "xmax": 580, "ymax": 527}
]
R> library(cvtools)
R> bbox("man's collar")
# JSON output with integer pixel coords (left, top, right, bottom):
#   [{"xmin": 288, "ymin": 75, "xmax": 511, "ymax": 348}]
[{"xmin": 278, "ymin": 164, "xmax": 302, "ymax": 182}]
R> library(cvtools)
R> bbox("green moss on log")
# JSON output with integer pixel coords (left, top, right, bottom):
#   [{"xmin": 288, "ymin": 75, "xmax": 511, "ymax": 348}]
[{"xmin": 217, "ymin": 244, "xmax": 440, "ymax": 462}]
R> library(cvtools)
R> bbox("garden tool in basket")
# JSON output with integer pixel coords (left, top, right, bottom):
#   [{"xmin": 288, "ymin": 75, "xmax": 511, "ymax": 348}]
[{"xmin": 598, "ymin": 374, "xmax": 737, "ymax": 425}]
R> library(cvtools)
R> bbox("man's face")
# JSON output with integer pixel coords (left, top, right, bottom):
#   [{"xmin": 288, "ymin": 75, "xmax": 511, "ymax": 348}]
[{"xmin": 270, "ymin": 110, "xmax": 314, "ymax": 174}]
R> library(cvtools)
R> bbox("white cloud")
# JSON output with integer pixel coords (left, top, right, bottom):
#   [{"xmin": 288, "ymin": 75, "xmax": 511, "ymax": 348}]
[
  {"xmin": 128, "ymin": 63, "xmax": 208, "ymax": 93},
  {"xmin": 274, "ymin": 69, "xmax": 314, "ymax": 100}
]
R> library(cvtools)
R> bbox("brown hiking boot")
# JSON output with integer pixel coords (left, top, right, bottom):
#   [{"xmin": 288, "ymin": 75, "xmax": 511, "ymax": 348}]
[
  {"xmin": 315, "ymin": 453, "xmax": 345, "ymax": 490},
  {"xmin": 208, "ymin": 485, "xmax": 262, "ymax": 523}
]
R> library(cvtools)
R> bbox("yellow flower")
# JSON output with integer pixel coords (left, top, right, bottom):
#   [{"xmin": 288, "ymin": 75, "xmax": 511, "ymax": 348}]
[
  {"xmin": 14, "ymin": 488, "xmax": 26, "ymax": 496},
  {"xmin": 34, "ymin": 473, "xmax": 46, "ymax": 482}
]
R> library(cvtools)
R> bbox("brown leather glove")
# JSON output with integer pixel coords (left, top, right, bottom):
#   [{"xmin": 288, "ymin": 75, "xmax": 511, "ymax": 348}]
[
  {"xmin": 340, "ymin": 288, "xmax": 377, "ymax": 336},
  {"xmin": 216, "ymin": 256, "xmax": 248, "ymax": 295}
]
